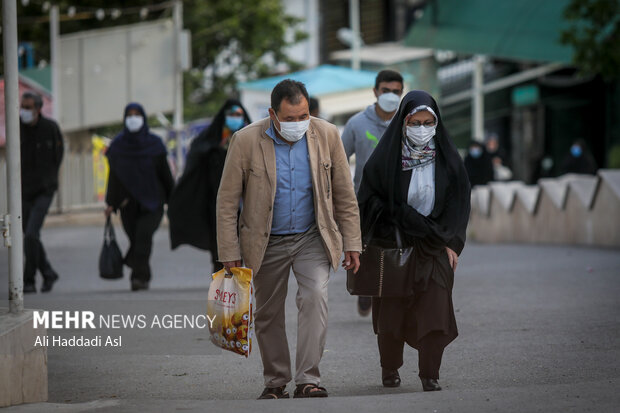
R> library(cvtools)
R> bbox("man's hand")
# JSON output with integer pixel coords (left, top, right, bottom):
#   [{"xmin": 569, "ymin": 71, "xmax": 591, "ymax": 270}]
[
  {"xmin": 445, "ymin": 247, "xmax": 458, "ymax": 272},
  {"xmin": 104, "ymin": 205, "xmax": 114, "ymax": 218},
  {"xmin": 342, "ymin": 251, "xmax": 360, "ymax": 274},
  {"xmin": 222, "ymin": 260, "xmax": 242, "ymax": 273}
]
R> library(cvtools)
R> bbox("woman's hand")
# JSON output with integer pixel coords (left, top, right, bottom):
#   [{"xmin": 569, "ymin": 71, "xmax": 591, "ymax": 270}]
[
  {"xmin": 445, "ymin": 247, "xmax": 458, "ymax": 271},
  {"xmin": 104, "ymin": 205, "xmax": 114, "ymax": 218}
]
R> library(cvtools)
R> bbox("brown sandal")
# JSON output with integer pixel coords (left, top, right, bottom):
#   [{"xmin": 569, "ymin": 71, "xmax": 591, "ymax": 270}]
[
  {"xmin": 257, "ymin": 385, "xmax": 289, "ymax": 400},
  {"xmin": 293, "ymin": 383, "xmax": 328, "ymax": 398}
]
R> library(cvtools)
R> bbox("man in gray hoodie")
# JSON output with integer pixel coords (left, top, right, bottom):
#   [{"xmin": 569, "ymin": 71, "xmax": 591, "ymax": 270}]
[
  {"xmin": 342, "ymin": 70, "xmax": 404, "ymax": 194},
  {"xmin": 341, "ymin": 69, "xmax": 404, "ymax": 316}
]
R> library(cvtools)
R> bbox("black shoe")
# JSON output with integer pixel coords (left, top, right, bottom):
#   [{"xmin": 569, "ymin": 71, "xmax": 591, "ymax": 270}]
[
  {"xmin": 257, "ymin": 386, "xmax": 289, "ymax": 400},
  {"xmin": 382, "ymin": 368, "xmax": 401, "ymax": 387},
  {"xmin": 358, "ymin": 296, "xmax": 372, "ymax": 317},
  {"xmin": 420, "ymin": 377, "xmax": 441, "ymax": 391},
  {"xmin": 131, "ymin": 279, "xmax": 149, "ymax": 291},
  {"xmin": 23, "ymin": 283, "xmax": 36, "ymax": 294},
  {"xmin": 41, "ymin": 272, "xmax": 59, "ymax": 293}
]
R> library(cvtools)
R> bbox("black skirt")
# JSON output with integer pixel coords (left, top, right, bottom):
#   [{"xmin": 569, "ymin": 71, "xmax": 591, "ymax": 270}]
[{"xmin": 372, "ymin": 278, "xmax": 458, "ymax": 350}]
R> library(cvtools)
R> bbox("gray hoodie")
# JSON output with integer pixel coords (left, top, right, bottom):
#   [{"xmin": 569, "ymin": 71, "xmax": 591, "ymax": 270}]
[{"xmin": 341, "ymin": 104, "xmax": 392, "ymax": 193}]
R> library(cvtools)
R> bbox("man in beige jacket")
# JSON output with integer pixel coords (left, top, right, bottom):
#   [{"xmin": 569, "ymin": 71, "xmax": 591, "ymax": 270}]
[{"xmin": 216, "ymin": 80, "xmax": 362, "ymax": 399}]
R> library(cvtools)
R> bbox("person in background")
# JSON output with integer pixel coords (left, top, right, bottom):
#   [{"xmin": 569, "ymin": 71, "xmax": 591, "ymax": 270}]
[
  {"xmin": 341, "ymin": 69, "xmax": 404, "ymax": 317},
  {"xmin": 168, "ymin": 100, "xmax": 251, "ymax": 272},
  {"xmin": 357, "ymin": 90, "xmax": 470, "ymax": 392},
  {"xmin": 19, "ymin": 91, "xmax": 64, "ymax": 293},
  {"xmin": 309, "ymin": 97, "xmax": 320, "ymax": 118},
  {"xmin": 104, "ymin": 103, "xmax": 174, "ymax": 291},
  {"xmin": 485, "ymin": 133, "xmax": 512, "ymax": 181},
  {"xmin": 562, "ymin": 139, "xmax": 598, "ymax": 175},
  {"xmin": 464, "ymin": 140, "xmax": 494, "ymax": 187},
  {"xmin": 216, "ymin": 80, "xmax": 361, "ymax": 399}
]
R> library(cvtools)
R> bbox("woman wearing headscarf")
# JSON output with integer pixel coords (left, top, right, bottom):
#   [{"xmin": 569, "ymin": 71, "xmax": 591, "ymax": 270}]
[
  {"xmin": 168, "ymin": 99, "xmax": 251, "ymax": 271},
  {"xmin": 105, "ymin": 103, "xmax": 174, "ymax": 291},
  {"xmin": 357, "ymin": 91, "xmax": 470, "ymax": 391}
]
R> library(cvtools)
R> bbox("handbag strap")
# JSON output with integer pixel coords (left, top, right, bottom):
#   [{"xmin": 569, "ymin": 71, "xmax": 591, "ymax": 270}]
[
  {"xmin": 104, "ymin": 216, "xmax": 116, "ymax": 243},
  {"xmin": 363, "ymin": 212, "xmax": 404, "ymax": 250}
]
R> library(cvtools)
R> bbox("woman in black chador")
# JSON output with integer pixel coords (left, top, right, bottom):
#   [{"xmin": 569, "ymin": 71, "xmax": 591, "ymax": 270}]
[
  {"xmin": 357, "ymin": 91, "xmax": 470, "ymax": 391},
  {"xmin": 167, "ymin": 99, "xmax": 251, "ymax": 271},
  {"xmin": 105, "ymin": 103, "xmax": 174, "ymax": 291}
]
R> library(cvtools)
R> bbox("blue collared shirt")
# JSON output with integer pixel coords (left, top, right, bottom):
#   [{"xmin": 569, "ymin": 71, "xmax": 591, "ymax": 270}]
[{"xmin": 266, "ymin": 123, "xmax": 315, "ymax": 235}]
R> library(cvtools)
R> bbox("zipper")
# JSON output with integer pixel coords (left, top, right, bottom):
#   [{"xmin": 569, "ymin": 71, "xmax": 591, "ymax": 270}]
[{"xmin": 323, "ymin": 162, "xmax": 331, "ymax": 199}]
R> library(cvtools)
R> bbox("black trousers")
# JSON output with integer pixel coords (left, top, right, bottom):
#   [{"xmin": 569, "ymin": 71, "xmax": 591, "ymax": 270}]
[
  {"xmin": 378, "ymin": 331, "xmax": 446, "ymax": 380},
  {"xmin": 119, "ymin": 201, "xmax": 163, "ymax": 283},
  {"xmin": 22, "ymin": 194, "xmax": 56, "ymax": 284}
]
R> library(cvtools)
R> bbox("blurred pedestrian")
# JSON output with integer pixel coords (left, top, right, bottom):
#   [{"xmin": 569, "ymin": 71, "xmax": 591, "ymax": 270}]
[
  {"xmin": 357, "ymin": 90, "xmax": 470, "ymax": 392},
  {"xmin": 309, "ymin": 96, "xmax": 320, "ymax": 118},
  {"xmin": 168, "ymin": 99, "xmax": 251, "ymax": 272},
  {"xmin": 19, "ymin": 91, "xmax": 63, "ymax": 293},
  {"xmin": 216, "ymin": 80, "xmax": 361, "ymax": 399},
  {"xmin": 341, "ymin": 69, "xmax": 404, "ymax": 317},
  {"xmin": 562, "ymin": 139, "xmax": 597, "ymax": 175},
  {"xmin": 104, "ymin": 103, "xmax": 174, "ymax": 291},
  {"xmin": 464, "ymin": 140, "xmax": 494, "ymax": 187},
  {"xmin": 485, "ymin": 133, "xmax": 512, "ymax": 180}
]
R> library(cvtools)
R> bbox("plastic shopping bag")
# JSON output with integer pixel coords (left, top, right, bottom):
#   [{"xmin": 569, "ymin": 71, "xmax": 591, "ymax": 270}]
[{"xmin": 207, "ymin": 267, "xmax": 254, "ymax": 357}]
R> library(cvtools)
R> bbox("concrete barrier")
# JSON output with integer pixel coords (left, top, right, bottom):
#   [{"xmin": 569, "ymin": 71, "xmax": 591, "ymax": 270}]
[
  {"xmin": 469, "ymin": 170, "xmax": 620, "ymax": 247},
  {"xmin": 0, "ymin": 309, "xmax": 48, "ymax": 407}
]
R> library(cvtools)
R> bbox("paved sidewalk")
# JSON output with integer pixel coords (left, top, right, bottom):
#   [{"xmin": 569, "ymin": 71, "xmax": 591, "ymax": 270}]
[{"xmin": 1, "ymin": 224, "xmax": 619, "ymax": 412}]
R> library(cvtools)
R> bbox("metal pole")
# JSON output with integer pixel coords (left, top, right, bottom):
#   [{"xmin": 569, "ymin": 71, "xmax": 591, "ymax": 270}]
[
  {"xmin": 50, "ymin": 5, "xmax": 60, "ymax": 122},
  {"xmin": 349, "ymin": 0, "xmax": 361, "ymax": 70},
  {"xmin": 3, "ymin": 0, "xmax": 24, "ymax": 313},
  {"xmin": 173, "ymin": 0, "xmax": 184, "ymax": 176},
  {"xmin": 472, "ymin": 54, "xmax": 485, "ymax": 142}
]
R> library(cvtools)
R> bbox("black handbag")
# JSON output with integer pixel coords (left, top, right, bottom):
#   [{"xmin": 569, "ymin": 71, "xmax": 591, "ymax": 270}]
[
  {"xmin": 99, "ymin": 216, "xmax": 124, "ymax": 279},
  {"xmin": 347, "ymin": 220, "xmax": 414, "ymax": 297}
]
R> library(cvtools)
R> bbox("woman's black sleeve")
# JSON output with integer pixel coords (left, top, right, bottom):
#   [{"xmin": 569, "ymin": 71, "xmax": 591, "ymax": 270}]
[{"xmin": 156, "ymin": 154, "xmax": 175, "ymax": 203}]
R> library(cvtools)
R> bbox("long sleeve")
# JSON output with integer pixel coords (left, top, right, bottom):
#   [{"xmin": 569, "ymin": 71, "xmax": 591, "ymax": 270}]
[
  {"xmin": 105, "ymin": 169, "xmax": 126, "ymax": 210},
  {"xmin": 155, "ymin": 154, "xmax": 174, "ymax": 203},
  {"xmin": 341, "ymin": 120, "xmax": 356, "ymax": 160}
]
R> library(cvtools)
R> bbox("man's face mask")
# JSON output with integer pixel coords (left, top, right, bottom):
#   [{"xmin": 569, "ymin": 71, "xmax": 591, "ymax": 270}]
[
  {"xmin": 20, "ymin": 109, "xmax": 35, "ymax": 124},
  {"xmin": 469, "ymin": 146, "xmax": 483, "ymax": 158},
  {"xmin": 377, "ymin": 92, "xmax": 400, "ymax": 113},
  {"xmin": 275, "ymin": 114, "xmax": 310, "ymax": 143}
]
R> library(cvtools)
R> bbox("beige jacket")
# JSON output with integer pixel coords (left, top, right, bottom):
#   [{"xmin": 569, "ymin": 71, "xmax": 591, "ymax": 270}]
[{"xmin": 216, "ymin": 117, "xmax": 362, "ymax": 273}]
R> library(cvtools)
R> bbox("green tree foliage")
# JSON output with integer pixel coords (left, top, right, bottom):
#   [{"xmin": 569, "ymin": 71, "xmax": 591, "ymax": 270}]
[
  {"xmin": 3, "ymin": 0, "xmax": 306, "ymax": 120},
  {"xmin": 560, "ymin": 0, "xmax": 620, "ymax": 80}
]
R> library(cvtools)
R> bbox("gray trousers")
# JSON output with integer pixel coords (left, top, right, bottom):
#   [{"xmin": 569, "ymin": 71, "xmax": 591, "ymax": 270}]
[{"xmin": 254, "ymin": 225, "xmax": 331, "ymax": 387}]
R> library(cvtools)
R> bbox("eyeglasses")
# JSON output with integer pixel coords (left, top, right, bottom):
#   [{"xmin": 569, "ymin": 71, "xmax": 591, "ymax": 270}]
[
  {"xmin": 379, "ymin": 88, "xmax": 403, "ymax": 96},
  {"xmin": 407, "ymin": 120, "xmax": 436, "ymax": 127}
]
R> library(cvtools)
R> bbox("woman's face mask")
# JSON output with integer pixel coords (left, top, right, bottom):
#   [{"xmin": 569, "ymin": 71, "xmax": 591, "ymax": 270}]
[
  {"xmin": 570, "ymin": 144, "xmax": 583, "ymax": 157},
  {"xmin": 125, "ymin": 115, "xmax": 144, "ymax": 132},
  {"xmin": 406, "ymin": 124, "xmax": 436, "ymax": 147},
  {"xmin": 225, "ymin": 115, "xmax": 245, "ymax": 132}
]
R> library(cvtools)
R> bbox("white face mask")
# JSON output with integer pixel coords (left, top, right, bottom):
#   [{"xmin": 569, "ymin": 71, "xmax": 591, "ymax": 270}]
[
  {"xmin": 125, "ymin": 115, "xmax": 144, "ymax": 132},
  {"xmin": 377, "ymin": 92, "xmax": 400, "ymax": 113},
  {"xmin": 20, "ymin": 109, "xmax": 35, "ymax": 124},
  {"xmin": 275, "ymin": 115, "xmax": 310, "ymax": 142},
  {"xmin": 406, "ymin": 125, "xmax": 436, "ymax": 147}
]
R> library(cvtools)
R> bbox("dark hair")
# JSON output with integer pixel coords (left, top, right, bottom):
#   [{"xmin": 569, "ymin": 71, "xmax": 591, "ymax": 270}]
[
  {"xmin": 271, "ymin": 79, "xmax": 309, "ymax": 113},
  {"xmin": 22, "ymin": 91, "xmax": 43, "ymax": 109},
  {"xmin": 309, "ymin": 97, "xmax": 319, "ymax": 113},
  {"xmin": 375, "ymin": 70, "xmax": 403, "ymax": 89}
]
